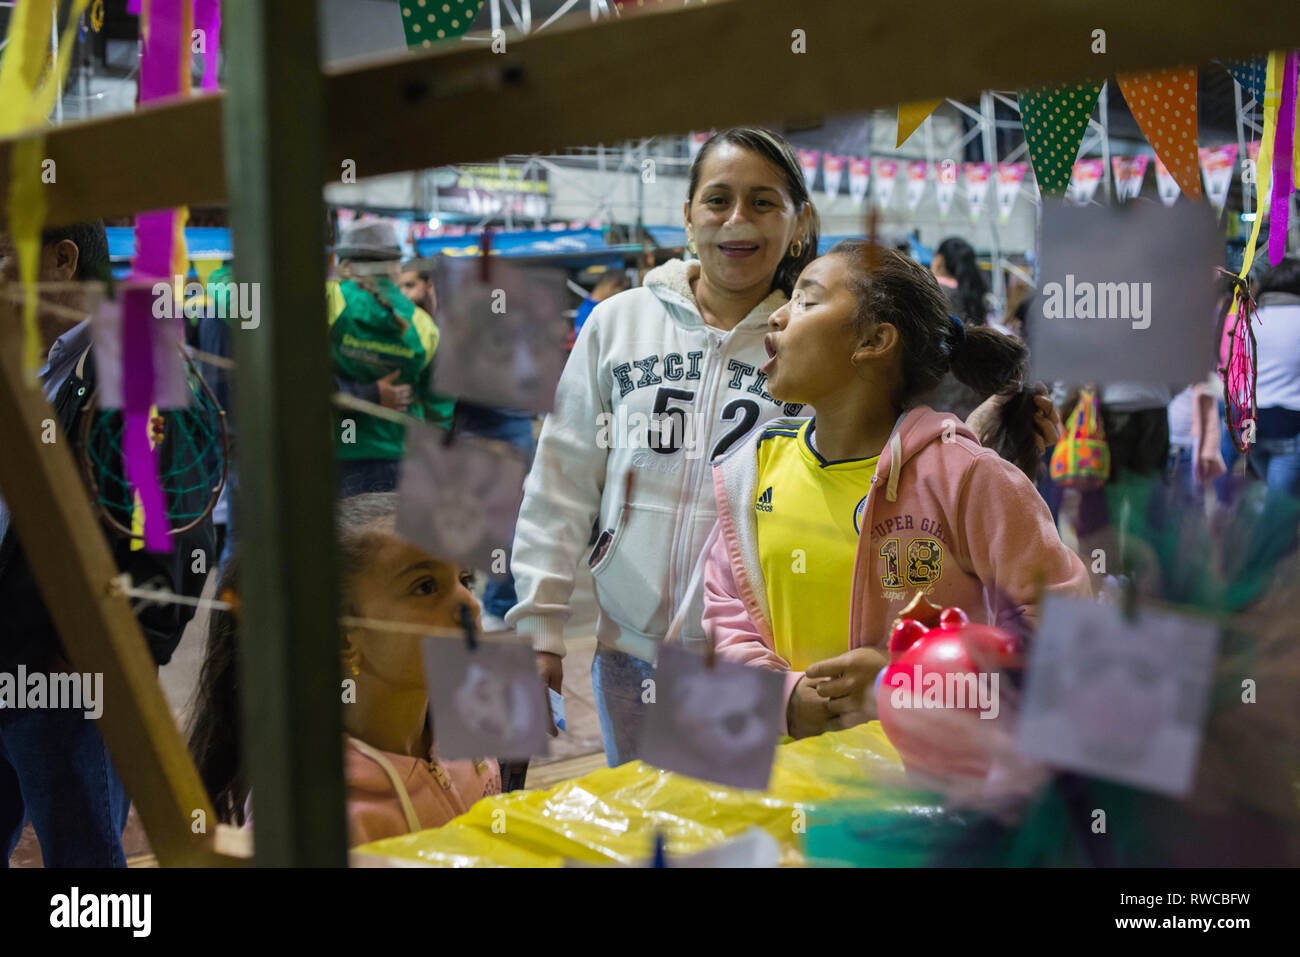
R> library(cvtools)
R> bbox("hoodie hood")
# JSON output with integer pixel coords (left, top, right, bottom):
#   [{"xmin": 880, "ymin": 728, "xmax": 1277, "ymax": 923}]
[
  {"xmin": 877, "ymin": 407, "xmax": 980, "ymax": 502},
  {"xmin": 642, "ymin": 257, "xmax": 788, "ymax": 330}
]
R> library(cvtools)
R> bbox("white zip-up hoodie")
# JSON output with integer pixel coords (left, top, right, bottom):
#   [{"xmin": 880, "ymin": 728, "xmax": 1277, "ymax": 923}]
[{"xmin": 506, "ymin": 258, "xmax": 805, "ymax": 664}]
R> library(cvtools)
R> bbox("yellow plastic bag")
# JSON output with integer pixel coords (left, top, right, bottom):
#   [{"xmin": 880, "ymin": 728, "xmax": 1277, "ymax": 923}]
[{"xmin": 353, "ymin": 722, "xmax": 904, "ymax": 867}]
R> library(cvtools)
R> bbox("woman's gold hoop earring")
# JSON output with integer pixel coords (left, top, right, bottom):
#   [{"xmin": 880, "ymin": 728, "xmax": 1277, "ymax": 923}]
[{"xmin": 789, "ymin": 239, "xmax": 803, "ymax": 258}]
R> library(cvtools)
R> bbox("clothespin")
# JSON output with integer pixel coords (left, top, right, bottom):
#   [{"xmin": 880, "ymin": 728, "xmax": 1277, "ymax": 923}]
[
  {"xmin": 479, "ymin": 230, "xmax": 493, "ymax": 284},
  {"xmin": 459, "ymin": 602, "xmax": 478, "ymax": 652}
]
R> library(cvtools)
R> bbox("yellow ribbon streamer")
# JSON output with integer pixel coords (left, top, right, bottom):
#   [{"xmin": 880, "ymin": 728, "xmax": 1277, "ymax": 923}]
[{"xmin": 1234, "ymin": 52, "xmax": 1284, "ymax": 312}]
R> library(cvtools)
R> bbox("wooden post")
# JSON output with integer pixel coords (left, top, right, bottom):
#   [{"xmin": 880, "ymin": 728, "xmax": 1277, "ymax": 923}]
[{"xmin": 221, "ymin": 0, "xmax": 347, "ymax": 866}]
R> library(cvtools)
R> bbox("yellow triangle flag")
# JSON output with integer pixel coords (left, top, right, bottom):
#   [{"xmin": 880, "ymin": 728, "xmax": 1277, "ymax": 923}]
[{"xmin": 897, "ymin": 100, "xmax": 942, "ymax": 147}]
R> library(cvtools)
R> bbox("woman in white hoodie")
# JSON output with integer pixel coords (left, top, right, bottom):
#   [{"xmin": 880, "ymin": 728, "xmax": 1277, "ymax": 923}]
[{"xmin": 506, "ymin": 128, "xmax": 820, "ymax": 765}]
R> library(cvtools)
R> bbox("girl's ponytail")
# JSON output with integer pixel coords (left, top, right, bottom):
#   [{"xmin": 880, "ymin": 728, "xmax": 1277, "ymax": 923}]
[{"xmin": 948, "ymin": 320, "xmax": 1043, "ymax": 477}]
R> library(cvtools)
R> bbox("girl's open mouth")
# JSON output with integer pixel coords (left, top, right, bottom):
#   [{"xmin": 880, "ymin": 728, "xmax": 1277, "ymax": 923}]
[
  {"xmin": 761, "ymin": 334, "xmax": 777, "ymax": 373},
  {"xmin": 718, "ymin": 242, "xmax": 760, "ymax": 258}
]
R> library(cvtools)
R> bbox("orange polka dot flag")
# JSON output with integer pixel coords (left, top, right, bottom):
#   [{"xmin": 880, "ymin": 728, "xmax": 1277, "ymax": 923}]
[
  {"xmin": 401, "ymin": 0, "xmax": 485, "ymax": 49},
  {"xmin": 1117, "ymin": 67, "xmax": 1202, "ymax": 199},
  {"xmin": 1017, "ymin": 82, "xmax": 1104, "ymax": 195}
]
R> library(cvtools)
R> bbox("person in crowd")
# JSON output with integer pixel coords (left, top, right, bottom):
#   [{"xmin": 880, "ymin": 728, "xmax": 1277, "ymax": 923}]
[
  {"xmin": 573, "ymin": 268, "xmax": 630, "ymax": 339},
  {"xmin": 0, "ymin": 221, "xmax": 214, "ymax": 866},
  {"xmin": 930, "ymin": 236, "xmax": 989, "ymax": 327},
  {"xmin": 328, "ymin": 222, "xmax": 454, "ymax": 497},
  {"xmin": 1166, "ymin": 379, "xmax": 1227, "ymax": 502},
  {"xmin": 188, "ymin": 492, "xmax": 500, "ymax": 847},
  {"xmin": 506, "ymin": 128, "xmax": 1059, "ymax": 767},
  {"xmin": 701, "ymin": 242, "xmax": 1089, "ymax": 737}
]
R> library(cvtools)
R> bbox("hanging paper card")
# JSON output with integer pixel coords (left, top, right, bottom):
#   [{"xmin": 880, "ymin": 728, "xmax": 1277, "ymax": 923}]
[
  {"xmin": 428, "ymin": 257, "xmax": 569, "ymax": 413},
  {"xmin": 797, "ymin": 149, "xmax": 821, "ymax": 191},
  {"xmin": 897, "ymin": 99, "xmax": 942, "ymax": 147},
  {"xmin": 1117, "ymin": 67, "xmax": 1201, "ymax": 198},
  {"xmin": 423, "ymin": 635, "xmax": 551, "ymax": 761},
  {"xmin": 934, "ymin": 161, "xmax": 958, "ymax": 219},
  {"xmin": 688, "ymin": 130, "xmax": 712, "ymax": 160},
  {"xmin": 1221, "ymin": 56, "xmax": 1267, "ymax": 106},
  {"xmin": 396, "ymin": 422, "xmax": 528, "ymax": 576},
  {"xmin": 1066, "ymin": 159, "xmax": 1105, "ymax": 205},
  {"xmin": 402, "ymin": 0, "xmax": 486, "ymax": 49},
  {"xmin": 1017, "ymin": 82, "xmax": 1104, "ymax": 195},
  {"xmin": 962, "ymin": 162, "xmax": 991, "ymax": 222},
  {"xmin": 1029, "ymin": 199, "xmax": 1218, "ymax": 387},
  {"xmin": 1198, "ymin": 144, "xmax": 1238, "ymax": 217},
  {"xmin": 91, "ymin": 295, "xmax": 190, "ymax": 409},
  {"xmin": 904, "ymin": 161, "xmax": 928, "ymax": 211},
  {"xmin": 995, "ymin": 162, "xmax": 1027, "ymax": 223},
  {"xmin": 873, "ymin": 159, "xmax": 899, "ymax": 209},
  {"xmin": 639, "ymin": 644, "xmax": 785, "ymax": 791},
  {"xmin": 1111, "ymin": 154, "xmax": 1150, "ymax": 202},
  {"xmin": 847, "ymin": 157, "xmax": 870, "ymax": 205},
  {"xmin": 822, "ymin": 154, "xmax": 846, "ymax": 198},
  {"xmin": 1016, "ymin": 595, "xmax": 1217, "ymax": 798},
  {"xmin": 1153, "ymin": 155, "xmax": 1181, "ymax": 205}
]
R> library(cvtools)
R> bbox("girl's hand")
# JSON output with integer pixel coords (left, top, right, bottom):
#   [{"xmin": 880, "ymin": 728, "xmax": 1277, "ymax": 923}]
[
  {"xmin": 786, "ymin": 675, "xmax": 833, "ymax": 739},
  {"xmin": 806, "ymin": 647, "xmax": 889, "ymax": 720},
  {"xmin": 377, "ymin": 369, "xmax": 413, "ymax": 412},
  {"xmin": 965, "ymin": 390, "xmax": 1061, "ymax": 455}
]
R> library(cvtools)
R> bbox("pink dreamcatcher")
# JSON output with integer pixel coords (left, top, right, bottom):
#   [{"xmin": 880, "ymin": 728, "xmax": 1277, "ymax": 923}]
[{"xmin": 1218, "ymin": 270, "xmax": 1260, "ymax": 455}]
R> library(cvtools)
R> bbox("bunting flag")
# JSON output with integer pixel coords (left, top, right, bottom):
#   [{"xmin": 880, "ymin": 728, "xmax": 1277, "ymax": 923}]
[
  {"xmin": 0, "ymin": 0, "xmax": 92, "ymax": 371},
  {"xmin": 847, "ymin": 157, "xmax": 871, "ymax": 205},
  {"xmin": 1117, "ymin": 67, "xmax": 1201, "ymax": 199},
  {"xmin": 1067, "ymin": 158, "xmax": 1105, "ymax": 205},
  {"xmin": 1017, "ymin": 81, "xmax": 1104, "ymax": 195},
  {"xmin": 688, "ymin": 131, "xmax": 713, "ymax": 160},
  {"xmin": 402, "ymin": 0, "xmax": 485, "ymax": 49},
  {"xmin": 797, "ymin": 149, "xmax": 821, "ymax": 191},
  {"xmin": 873, "ymin": 159, "xmax": 899, "ymax": 209},
  {"xmin": 1222, "ymin": 57, "xmax": 1268, "ymax": 105},
  {"xmin": 1153, "ymin": 155, "xmax": 1182, "ymax": 205},
  {"xmin": 896, "ymin": 99, "xmax": 942, "ymax": 147},
  {"xmin": 905, "ymin": 161, "xmax": 928, "ymax": 211},
  {"xmin": 1111, "ymin": 154, "xmax": 1150, "ymax": 202},
  {"xmin": 935, "ymin": 162, "xmax": 958, "ymax": 219},
  {"xmin": 995, "ymin": 162, "xmax": 1027, "ymax": 223},
  {"xmin": 962, "ymin": 163, "xmax": 990, "ymax": 222},
  {"xmin": 1199, "ymin": 145, "xmax": 1239, "ymax": 217},
  {"xmin": 823, "ymin": 154, "xmax": 846, "ymax": 198}
]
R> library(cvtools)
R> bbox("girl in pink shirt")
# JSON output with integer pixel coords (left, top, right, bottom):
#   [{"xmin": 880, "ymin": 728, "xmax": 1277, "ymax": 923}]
[{"xmin": 188, "ymin": 492, "xmax": 500, "ymax": 847}]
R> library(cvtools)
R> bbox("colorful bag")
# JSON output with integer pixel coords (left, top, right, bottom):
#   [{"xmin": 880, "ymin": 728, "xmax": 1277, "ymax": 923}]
[{"xmin": 1049, "ymin": 387, "xmax": 1110, "ymax": 488}]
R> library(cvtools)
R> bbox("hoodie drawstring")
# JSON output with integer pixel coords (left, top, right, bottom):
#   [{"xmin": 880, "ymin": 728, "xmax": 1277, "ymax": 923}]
[{"xmin": 886, "ymin": 431, "xmax": 903, "ymax": 502}]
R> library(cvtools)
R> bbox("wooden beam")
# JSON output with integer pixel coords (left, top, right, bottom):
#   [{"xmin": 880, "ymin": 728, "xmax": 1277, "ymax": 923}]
[
  {"xmin": 221, "ymin": 0, "xmax": 348, "ymax": 866},
  {"xmin": 0, "ymin": 298, "xmax": 219, "ymax": 868},
  {"xmin": 3, "ymin": 0, "xmax": 1297, "ymax": 228}
]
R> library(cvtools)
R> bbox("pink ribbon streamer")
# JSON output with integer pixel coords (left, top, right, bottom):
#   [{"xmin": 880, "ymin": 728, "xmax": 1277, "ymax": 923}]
[
  {"xmin": 1269, "ymin": 50, "xmax": 1297, "ymax": 267},
  {"xmin": 126, "ymin": 0, "xmax": 191, "ymax": 550},
  {"xmin": 192, "ymin": 0, "xmax": 222, "ymax": 92}
]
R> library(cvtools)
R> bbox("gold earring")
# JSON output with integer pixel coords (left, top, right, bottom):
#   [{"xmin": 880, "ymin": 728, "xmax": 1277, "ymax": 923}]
[
  {"xmin": 686, "ymin": 238, "xmax": 697, "ymax": 255},
  {"xmin": 789, "ymin": 239, "xmax": 804, "ymax": 258}
]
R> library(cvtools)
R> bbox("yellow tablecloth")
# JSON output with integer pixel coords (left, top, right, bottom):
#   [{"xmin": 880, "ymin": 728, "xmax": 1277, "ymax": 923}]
[{"xmin": 353, "ymin": 722, "xmax": 904, "ymax": 867}]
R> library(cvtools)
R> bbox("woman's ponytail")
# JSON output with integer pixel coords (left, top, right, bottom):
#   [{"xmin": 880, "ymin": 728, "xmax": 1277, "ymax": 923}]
[{"xmin": 949, "ymin": 322, "xmax": 1043, "ymax": 477}]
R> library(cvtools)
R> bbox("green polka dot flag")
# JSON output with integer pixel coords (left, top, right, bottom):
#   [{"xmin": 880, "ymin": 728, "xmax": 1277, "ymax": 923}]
[
  {"xmin": 401, "ymin": 0, "xmax": 486, "ymax": 49},
  {"xmin": 1017, "ymin": 82, "xmax": 1104, "ymax": 196}
]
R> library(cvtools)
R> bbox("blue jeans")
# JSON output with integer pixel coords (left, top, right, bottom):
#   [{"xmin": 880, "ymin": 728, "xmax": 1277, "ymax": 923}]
[
  {"xmin": 0, "ymin": 704, "xmax": 131, "ymax": 867},
  {"xmin": 337, "ymin": 459, "xmax": 401, "ymax": 498},
  {"xmin": 590, "ymin": 644, "xmax": 654, "ymax": 767},
  {"xmin": 1246, "ymin": 435, "xmax": 1300, "ymax": 499}
]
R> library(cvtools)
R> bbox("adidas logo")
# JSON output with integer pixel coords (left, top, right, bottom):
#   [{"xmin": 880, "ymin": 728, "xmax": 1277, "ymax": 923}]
[{"xmin": 756, "ymin": 486, "xmax": 774, "ymax": 512}]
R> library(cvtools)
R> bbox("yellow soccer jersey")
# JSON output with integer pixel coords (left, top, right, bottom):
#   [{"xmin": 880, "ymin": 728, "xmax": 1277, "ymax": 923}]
[{"xmin": 754, "ymin": 419, "xmax": 878, "ymax": 672}]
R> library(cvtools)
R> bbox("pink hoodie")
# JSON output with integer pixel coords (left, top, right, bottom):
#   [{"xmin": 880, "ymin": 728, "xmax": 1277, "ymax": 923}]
[
  {"xmin": 344, "ymin": 737, "xmax": 501, "ymax": 847},
  {"xmin": 702, "ymin": 408, "xmax": 1090, "ymax": 733}
]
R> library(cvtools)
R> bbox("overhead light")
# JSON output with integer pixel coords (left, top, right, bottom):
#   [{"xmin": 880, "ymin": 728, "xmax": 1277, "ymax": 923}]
[{"xmin": 427, "ymin": 216, "xmax": 442, "ymax": 230}]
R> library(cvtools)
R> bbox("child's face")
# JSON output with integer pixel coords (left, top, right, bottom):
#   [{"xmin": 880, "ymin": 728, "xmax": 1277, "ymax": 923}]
[
  {"xmin": 348, "ymin": 531, "xmax": 479, "ymax": 690},
  {"xmin": 763, "ymin": 255, "xmax": 866, "ymax": 405}
]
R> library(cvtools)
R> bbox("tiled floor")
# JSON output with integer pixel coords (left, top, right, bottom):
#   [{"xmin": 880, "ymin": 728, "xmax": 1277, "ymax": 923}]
[{"xmin": 10, "ymin": 564, "xmax": 606, "ymax": 868}]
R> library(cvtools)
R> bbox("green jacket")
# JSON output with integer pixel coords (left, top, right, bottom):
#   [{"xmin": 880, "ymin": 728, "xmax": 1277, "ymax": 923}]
[{"xmin": 327, "ymin": 276, "xmax": 456, "ymax": 461}]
